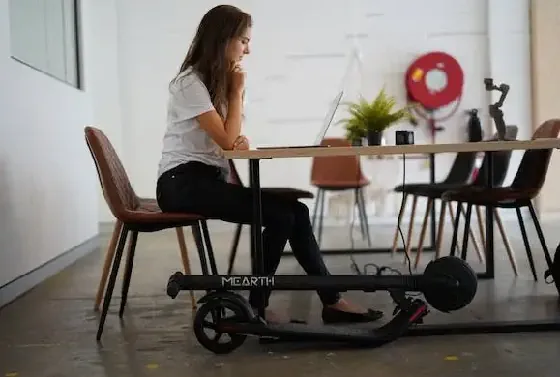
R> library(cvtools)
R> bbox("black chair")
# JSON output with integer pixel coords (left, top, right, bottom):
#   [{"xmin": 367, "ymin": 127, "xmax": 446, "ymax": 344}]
[
  {"xmin": 443, "ymin": 119, "xmax": 560, "ymax": 281},
  {"xmin": 409, "ymin": 126, "xmax": 519, "ymax": 270},
  {"xmin": 390, "ymin": 110, "xmax": 484, "ymax": 260}
]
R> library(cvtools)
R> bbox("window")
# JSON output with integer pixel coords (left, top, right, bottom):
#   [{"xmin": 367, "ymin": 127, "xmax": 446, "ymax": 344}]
[{"xmin": 8, "ymin": 0, "xmax": 81, "ymax": 89}]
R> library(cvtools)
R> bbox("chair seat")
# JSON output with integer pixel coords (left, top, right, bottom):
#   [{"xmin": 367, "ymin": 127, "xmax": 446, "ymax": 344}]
[
  {"xmin": 262, "ymin": 187, "xmax": 314, "ymax": 199},
  {"xmin": 311, "ymin": 177, "xmax": 370, "ymax": 190},
  {"xmin": 404, "ymin": 183, "xmax": 472, "ymax": 199},
  {"xmin": 119, "ymin": 197, "xmax": 203, "ymax": 228},
  {"xmin": 394, "ymin": 182, "xmax": 439, "ymax": 193},
  {"xmin": 441, "ymin": 187, "xmax": 538, "ymax": 206}
]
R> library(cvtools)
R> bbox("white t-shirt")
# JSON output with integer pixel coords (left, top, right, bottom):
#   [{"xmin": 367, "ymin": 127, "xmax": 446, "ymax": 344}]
[{"xmin": 157, "ymin": 68, "xmax": 230, "ymax": 180}]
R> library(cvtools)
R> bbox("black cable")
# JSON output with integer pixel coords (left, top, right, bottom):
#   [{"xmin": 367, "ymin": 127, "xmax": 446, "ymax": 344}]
[{"xmin": 348, "ymin": 149, "xmax": 416, "ymax": 280}]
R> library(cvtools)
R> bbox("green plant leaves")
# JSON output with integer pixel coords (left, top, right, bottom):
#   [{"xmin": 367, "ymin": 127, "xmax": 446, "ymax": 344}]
[{"xmin": 339, "ymin": 88, "xmax": 412, "ymax": 140}]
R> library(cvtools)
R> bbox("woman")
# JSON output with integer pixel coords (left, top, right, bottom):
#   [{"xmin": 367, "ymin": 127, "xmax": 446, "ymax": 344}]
[{"xmin": 156, "ymin": 4, "xmax": 383, "ymax": 324}]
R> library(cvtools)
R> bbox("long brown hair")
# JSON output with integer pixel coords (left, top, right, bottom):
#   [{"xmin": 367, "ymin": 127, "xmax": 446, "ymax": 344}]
[{"xmin": 173, "ymin": 5, "xmax": 252, "ymax": 118}]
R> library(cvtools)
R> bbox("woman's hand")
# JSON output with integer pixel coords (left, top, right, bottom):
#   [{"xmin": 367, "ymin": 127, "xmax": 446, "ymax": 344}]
[
  {"xmin": 233, "ymin": 135, "xmax": 250, "ymax": 150},
  {"xmin": 230, "ymin": 63, "xmax": 245, "ymax": 97}
]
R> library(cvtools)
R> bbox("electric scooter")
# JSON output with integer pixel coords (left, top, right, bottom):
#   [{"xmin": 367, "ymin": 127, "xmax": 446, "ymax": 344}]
[{"xmin": 167, "ymin": 255, "xmax": 477, "ymax": 354}]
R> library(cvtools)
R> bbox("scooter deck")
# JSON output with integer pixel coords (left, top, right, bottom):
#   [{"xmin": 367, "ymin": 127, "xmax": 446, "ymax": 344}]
[
  {"xmin": 225, "ymin": 322, "xmax": 395, "ymax": 343},
  {"xmin": 218, "ymin": 303, "xmax": 428, "ymax": 345}
]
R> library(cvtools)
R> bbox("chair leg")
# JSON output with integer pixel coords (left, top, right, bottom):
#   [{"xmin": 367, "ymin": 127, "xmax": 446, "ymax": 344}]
[
  {"xmin": 457, "ymin": 204, "xmax": 484, "ymax": 263},
  {"xmin": 227, "ymin": 224, "xmax": 243, "ymax": 275},
  {"xmin": 527, "ymin": 202, "xmax": 555, "ymax": 271},
  {"xmin": 353, "ymin": 188, "xmax": 365, "ymax": 238},
  {"xmin": 515, "ymin": 207, "xmax": 538, "ymax": 281},
  {"xmin": 357, "ymin": 188, "xmax": 372, "ymax": 247},
  {"xmin": 494, "ymin": 209, "xmax": 518, "ymax": 276},
  {"xmin": 175, "ymin": 227, "xmax": 197, "ymax": 311},
  {"xmin": 448, "ymin": 203, "xmax": 461, "ymax": 255},
  {"xmin": 200, "ymin": 220, "xmax": 219, "ymax": 275},
  {"xmin": 474, "ymin": 206, "xmax": 486, "ymax": 263},
  {"xmin": 450, "ymin": 201, "xmax": 462, "ymax": 257},
  {"xmin": 403, "ymin": 195, "xmax": 418, "ymax": 261},
  {"xmin": 391, "ymin": 193, "xmax": 409, "ymax": 255},
  {"xmin": 97, "ymin": 227, "xmax": 129, "ymax": 341},
  {"xmin": 414, "ymin": 198, "xmax": 433, "ymax": 269},
  {"xmin": 475, "ymin": 206, "xmax": 486, "ymax": 247},
  {"xmin": 191, "ymin": 223, "xmax": 210, "ymax": 275},
  {"xmin": 460, "ymin": 204, "xmax": 473, "ymax": 261},
  {"xmin": 435, "ymin": 200, "xmax": 447, "ymax": 259},
  {"xmin": 119, "ymin": 231, "xmax": 139, "ymax": 318},
  {"xmin": 94, "ymin": 220, "xmax": 123, "ymax": 311}
]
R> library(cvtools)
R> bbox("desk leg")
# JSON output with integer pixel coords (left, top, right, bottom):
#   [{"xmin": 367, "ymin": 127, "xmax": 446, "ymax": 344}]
[
  {"xmin": 249, "ymin": 159, "xmax": 265, "ymax": 318},
  {"xmin": 429, "ymin": 153, "xmax": 437, "ymax": 252},
  {"xmin": 482, "ymin": 151, "xmax": 495, "ymax": 279}
]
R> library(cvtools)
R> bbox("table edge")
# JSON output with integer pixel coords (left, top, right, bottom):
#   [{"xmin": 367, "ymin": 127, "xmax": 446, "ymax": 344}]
[{"xmin": 222, "ymin": 139, "xmax": 560, "ymax": 160}]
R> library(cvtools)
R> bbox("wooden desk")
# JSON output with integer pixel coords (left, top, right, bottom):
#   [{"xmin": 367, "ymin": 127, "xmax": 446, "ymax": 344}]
[
  {"xmin": 223, "ymin": 139, "xmax": 560, "ymax": 159},
  {"xmin": 224, "ymin": 138, "xmax": 560, "ymax": 336}
]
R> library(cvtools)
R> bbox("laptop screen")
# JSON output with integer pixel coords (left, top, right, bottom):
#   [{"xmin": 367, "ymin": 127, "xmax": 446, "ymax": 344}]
[{"xmin": 314, "ymin": 91, "xmax": 344, "ymax": 145}]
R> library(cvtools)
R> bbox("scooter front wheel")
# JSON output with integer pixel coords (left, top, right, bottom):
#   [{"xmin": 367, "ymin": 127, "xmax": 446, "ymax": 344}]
[{"xmin": 193, "ymin": 298, "xmax": 249, "ymax": 354}]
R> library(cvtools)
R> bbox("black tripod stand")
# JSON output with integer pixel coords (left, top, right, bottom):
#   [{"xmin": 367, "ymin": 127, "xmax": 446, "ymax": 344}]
[{"xmin": 484, "ymin": 78, "xmax": 512, "ymax": 141}]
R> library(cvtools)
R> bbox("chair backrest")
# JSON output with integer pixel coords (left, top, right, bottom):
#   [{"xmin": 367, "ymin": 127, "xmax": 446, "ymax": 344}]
[
  {"xmin": 310, "ymin": 137, "xmax": 367, "ymax": 186},
  {"xmin": 84, "ymin": 126, "xmax": 140, "ymax": 220},
  {"xmin": 440, "ymin": 152, "xmax": 478, "ymax": 185},
  {"xmin": 473, "ymin": 126, "xmax": 519, "ymax": 187},
  {"xmin": 440, "ymin": 111, "xmax": 484, "ymax": 184},
  {"xmin": 510, "ymin": 119, "xmax": 560, "ymax": 192}
]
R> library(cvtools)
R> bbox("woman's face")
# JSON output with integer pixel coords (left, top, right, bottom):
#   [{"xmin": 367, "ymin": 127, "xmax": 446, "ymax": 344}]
[{"xmin": 226, "ymin": 27, "xmax": 251, "ymax": 65}]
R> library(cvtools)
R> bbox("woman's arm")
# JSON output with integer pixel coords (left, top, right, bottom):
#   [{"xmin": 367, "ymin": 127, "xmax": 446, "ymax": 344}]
[
  {"xmin": 173, "ymin": 71, "xmax": 245, "ymax": 150},
  {"xmin": 197, "ymin": 91, "xmax": 244, "ymax": 150},
  {"xmin": 196, "ymin": 65, "xmax": 246, "ymax": 150}
]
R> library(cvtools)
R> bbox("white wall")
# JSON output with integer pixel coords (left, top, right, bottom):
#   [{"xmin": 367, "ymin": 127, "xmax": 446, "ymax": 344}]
[
  {"xmin": 531, "ymin": 0, "xmax": 560, "ymax": 217},
  {"xmin": 0, "ymin": 0, "xmax": 103, "ymax": 288},
  {"xmin": 87, "ymin": 0, "xmax": 124, "ymax": 222},
  {"xmin": 99, "ymin": 0, "xmax": 532, "ymax": 224},
  {"xmin": 487, "ymin": 0, "xmax": 532, "ymax": 184}
]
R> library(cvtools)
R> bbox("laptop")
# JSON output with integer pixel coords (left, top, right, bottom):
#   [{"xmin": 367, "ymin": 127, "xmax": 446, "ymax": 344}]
[{"xmin": 256, "ymin": 90, "xmax": 344, "ymax": 150}]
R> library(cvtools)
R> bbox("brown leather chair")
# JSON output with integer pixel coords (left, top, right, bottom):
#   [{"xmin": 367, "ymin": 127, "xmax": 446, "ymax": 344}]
[
  {"xmin": 310, "ymin": 137, "xmax": 371, "ymax": 246},
  {"xmin": 442, "ymin": 119, "xmax": 560, "ymax": 280},
  {"xmin": 225, "ymin": 160, "xmax": 314, "ymax": 274},
  {"xmin": 85, "ymin": 126, "xmax": 215, "ymax": 341},
  {"xmin": 93, "ymin": 200, "xmax": 195, "ymax": 312}
]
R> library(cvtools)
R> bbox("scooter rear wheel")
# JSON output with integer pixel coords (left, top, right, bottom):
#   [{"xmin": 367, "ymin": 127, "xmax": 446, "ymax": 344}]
[{"xmin": 193, "ymin": 299, "xmax": 248, "ymax": 354}]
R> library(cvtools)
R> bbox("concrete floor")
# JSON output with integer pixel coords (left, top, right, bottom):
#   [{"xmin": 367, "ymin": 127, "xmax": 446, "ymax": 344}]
[{"xmin": 1, "ymin": 217, "xmax": 560, "ymax": 377}]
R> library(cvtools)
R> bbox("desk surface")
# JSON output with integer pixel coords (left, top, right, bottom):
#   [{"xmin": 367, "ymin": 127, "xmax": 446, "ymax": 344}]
[{"xmin": 222, "ymin": 138, "xmax": 560, "ymax": 160}]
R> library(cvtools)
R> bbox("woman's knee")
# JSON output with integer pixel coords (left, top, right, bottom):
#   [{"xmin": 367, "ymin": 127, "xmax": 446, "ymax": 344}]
[
  {"xmin": 292, "ymin": 201, "xmax": 311, "ymax": 222},
  {"xmin": 264, "ymin": 207, "xmax": 296, "ymax": 230},
  {"xmin": 262, "ymin": 198, "xmax": 309, "ymax": 230}
]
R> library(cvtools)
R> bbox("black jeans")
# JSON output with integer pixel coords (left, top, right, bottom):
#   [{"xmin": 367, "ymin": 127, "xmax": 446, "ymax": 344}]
[{"xmin": 156, "ymin": 161, "xmax": 341, "ymax": 308}]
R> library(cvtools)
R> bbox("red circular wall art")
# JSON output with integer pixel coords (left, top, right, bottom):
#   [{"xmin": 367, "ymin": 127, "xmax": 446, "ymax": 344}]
[{"xmin": 405, "ymin": 51, "xmax": 464, "ymax": 110}]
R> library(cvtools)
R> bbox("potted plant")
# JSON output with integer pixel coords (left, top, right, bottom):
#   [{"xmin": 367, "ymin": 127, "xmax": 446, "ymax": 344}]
[
  {"xmin": 341, "ymin": 88, "xmax": 412, "ymax": 146},
  {"xmin": 344, "ymin": 117, "xmax": 368, "ymax": 146}
]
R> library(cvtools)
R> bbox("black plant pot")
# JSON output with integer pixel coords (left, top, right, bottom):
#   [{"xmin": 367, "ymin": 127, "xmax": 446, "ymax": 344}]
[
  {"xmin": 351, "ymin": 138, "xmax": 363, "ymax": 146},
  {"xmin": 367, "ymin": 130, "xmax": 383, "ymax": 146}
]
